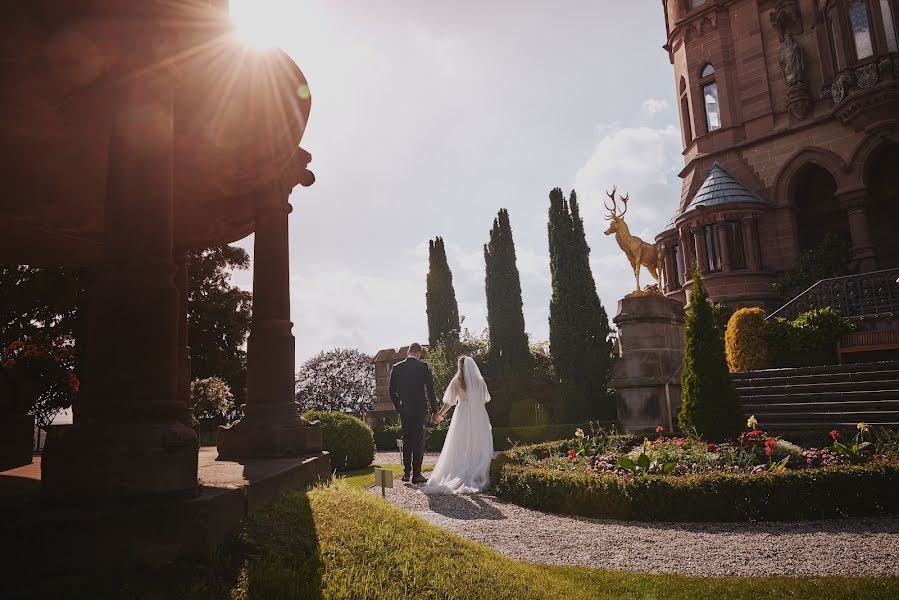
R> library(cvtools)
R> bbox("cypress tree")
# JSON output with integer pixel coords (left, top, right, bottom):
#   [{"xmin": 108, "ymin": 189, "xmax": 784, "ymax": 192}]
[
  {"xmin": 678, "ymin": 265, "xmax": 743, "ymax": 441},
  {"xmin": 548, "ymin": 188, "xmax": 613, "ymax": 421},
  {"xmin": 484, "ymin": 209, "xmax": 533, "ymax": 423},
  {"xmin": 426, "ymin": 237, "xmax": 461, "ymax": 348}
]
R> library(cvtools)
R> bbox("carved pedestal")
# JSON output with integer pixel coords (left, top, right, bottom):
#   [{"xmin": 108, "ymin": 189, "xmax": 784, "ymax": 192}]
[{"xmin": 611, "ymin": 294, "xmax": 685, "ymax": 434}]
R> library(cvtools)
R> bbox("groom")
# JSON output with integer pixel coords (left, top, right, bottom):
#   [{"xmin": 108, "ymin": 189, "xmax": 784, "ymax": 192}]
[{"xmin": 388, "ymin": 343, "xmax": 437, "ymax": 483}]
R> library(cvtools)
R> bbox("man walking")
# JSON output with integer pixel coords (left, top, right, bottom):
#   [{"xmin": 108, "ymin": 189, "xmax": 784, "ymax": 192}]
[{"xmin": 388, "ymin": 343, "xmax": 437, "ymax": 483}]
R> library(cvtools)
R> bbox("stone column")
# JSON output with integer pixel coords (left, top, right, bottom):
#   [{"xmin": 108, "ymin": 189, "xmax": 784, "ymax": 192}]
[
  {"xmin": 175, "ymin": 251, "xmax": 197, "ymax": 431},
  {"xmin": 717, "ymin": 220, "xmax": 731, "ymax": 272},
  {"xmin": 693, "ymin": 225, "xmax": 709, "ymax": 274},
  {"xmin": 41, "ymin": 68, "xmax": 198, "ymax": 502},
  {"xmin": 679, "ymin": 229, "xmax": 693, "ymax": 277},
  {"xmin": 837, "ymin": 187, "xmax": 877, "ymax": 272},
  {"xmin": 659, "ymin": 243, "xmax": 671, "ymax": 292},
  {"xmin": 217, "ymin": 173, "xmax": 321, "ymax": 459},
  {"xmin": 742, "ymin": 217, "xmax": 759, "ymax": 271}
]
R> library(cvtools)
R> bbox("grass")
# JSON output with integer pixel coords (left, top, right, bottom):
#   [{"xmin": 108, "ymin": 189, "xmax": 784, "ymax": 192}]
[{"xmin": 18, "ymin": 465, "xmax": 899, "ymax": 600}]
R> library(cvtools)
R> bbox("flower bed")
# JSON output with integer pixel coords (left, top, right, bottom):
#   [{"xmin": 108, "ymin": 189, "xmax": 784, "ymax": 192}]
[{"xmin": 490, "ymin": 424, "xmax": 899, "ymax": 522}]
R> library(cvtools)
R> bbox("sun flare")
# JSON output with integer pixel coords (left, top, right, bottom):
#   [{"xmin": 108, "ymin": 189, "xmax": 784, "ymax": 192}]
[{"xmin": 230, "ymin": 0, "xmax": 297, "ymax": 49}]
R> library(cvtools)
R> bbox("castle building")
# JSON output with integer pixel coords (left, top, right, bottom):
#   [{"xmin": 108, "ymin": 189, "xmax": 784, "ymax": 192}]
[{"xmin": 655, "ymin": 0, "xmax": 899, "ymax": 310}]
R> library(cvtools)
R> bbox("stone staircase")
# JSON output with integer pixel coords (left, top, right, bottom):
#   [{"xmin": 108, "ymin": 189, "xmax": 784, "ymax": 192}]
[{"xmin": 733, "ymin": 360, "xmax": 899, "ymax": 430}]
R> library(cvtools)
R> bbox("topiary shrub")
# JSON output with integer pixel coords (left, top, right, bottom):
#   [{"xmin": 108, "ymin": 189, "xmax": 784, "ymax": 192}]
[
  {"xmin": 725, "ymin": 308, "xmax": 769, "ymax": 372},
  {"xmin": 303, "ymin": 411, "xmax": 374, "ymax": 471},
  {"xmin": 764, "ymin": 307, "xmax": 856, "ymax": 368},
  {"xmin": 678, "ymin": 266, "xmax": 743, "ymax": 442}
]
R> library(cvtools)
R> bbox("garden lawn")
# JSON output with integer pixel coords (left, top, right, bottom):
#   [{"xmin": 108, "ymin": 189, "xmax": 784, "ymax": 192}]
[{"xmin": 20, "ymin": 468, "xmax": 899, "ymax": 600}]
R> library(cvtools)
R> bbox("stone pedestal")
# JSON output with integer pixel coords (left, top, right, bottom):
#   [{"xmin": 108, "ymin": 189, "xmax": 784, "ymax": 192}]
[{"xmin": 611, "ymin": 294, "xmax": 685, "ymax": 434}]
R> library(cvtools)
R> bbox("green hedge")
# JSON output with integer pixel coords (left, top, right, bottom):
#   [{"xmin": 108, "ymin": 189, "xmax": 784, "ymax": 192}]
[
  {"xmin": 490, "ymin": 445, "xmax": 899, "ymax": 522},
  {"xmin": 303, "ymin": 411, "xmax": 375, "ymax": 471},
  {"xmin": 372, "ymin": 423, "xmax": 608, "ymax": 452}
]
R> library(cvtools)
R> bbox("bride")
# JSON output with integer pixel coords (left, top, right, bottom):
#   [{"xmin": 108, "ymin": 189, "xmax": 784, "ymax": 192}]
[{"xmin": 422, "ymin": 355, "xmax": 494, "ymax": 494}]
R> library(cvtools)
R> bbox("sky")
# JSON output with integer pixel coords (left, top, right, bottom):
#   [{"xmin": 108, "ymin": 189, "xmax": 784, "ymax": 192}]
[{"xmin": 228, "ymin": 1, "xmax": 685, "ymax": 367}]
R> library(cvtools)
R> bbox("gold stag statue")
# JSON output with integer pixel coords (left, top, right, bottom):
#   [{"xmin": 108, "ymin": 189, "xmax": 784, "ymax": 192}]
[{"xmin": 603, "ymin": 187, "xmax": 662, "ymax": 294}]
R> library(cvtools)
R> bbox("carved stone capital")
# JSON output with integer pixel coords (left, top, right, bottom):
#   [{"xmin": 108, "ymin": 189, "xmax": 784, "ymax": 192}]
[
  {"xmin": 770, "ymin": 0, "xmax": 803, "ymax": 41},
  {"xmin": 836, "ymin": 186, "xmax": 868, "ymax": 211}
]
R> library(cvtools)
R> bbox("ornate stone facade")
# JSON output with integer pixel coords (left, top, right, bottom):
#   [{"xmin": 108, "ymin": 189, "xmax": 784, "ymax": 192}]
[{"xmin": 658, "ymin": 0, "xmax": 899, "ymax": 310}]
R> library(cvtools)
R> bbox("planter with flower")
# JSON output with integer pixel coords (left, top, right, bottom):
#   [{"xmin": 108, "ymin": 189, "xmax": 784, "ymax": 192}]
[
  {"xmin": 490, "ymin": 418, "xmax": 899, "ymax": 521},
  {"xmin": 0, "ymin": 337, "xmax": 79, "ymax": 470}
]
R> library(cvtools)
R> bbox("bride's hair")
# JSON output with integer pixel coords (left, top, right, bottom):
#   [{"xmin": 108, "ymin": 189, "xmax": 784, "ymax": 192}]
[{"xmin": 456, "ymin": 355, "xmax": 468, "ymax": 391}]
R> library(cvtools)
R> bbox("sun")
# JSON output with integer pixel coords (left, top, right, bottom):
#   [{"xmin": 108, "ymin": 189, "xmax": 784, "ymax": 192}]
[{"xmin": 230, "ymin": 0, "xmax": 297, "ymax": 50}]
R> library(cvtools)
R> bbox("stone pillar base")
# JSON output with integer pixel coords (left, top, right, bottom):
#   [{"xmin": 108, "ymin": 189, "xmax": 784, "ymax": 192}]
[
  {"xmin": 611, "ymin": 293, "xmax": 685, "ymax": 434},
  {"xmin": 41, "ymin": 422, "xmax": 199, "ymax": 503},
  {"xmin": 217, "ymin": 404, "xmax": 322, "ymax": 460}
]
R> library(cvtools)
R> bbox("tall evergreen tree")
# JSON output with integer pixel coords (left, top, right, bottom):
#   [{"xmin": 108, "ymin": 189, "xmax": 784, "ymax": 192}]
[
  {"xmin": 426, "ymin": 237, "xmax": 461, "ymax": 348},
  {"xmin": 484, "ymin": 209, "xmax": 532, "ymax": 379},
  {"xmin": 678, "ymin": 266, "xmax": 743, "ymax": 441},
  {"xmin": 548, "ymin": 188, "xmax": 613, "ymax": 421}
]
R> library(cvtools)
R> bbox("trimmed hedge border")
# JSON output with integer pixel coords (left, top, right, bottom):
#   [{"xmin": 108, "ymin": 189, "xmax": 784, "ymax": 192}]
[
  {"xmin": 490, "ymin": 442, "xmax": 899, "ymax": 522},
  {"xmin": 373, "ymin": 423, "xmax": 610, "ymax": 452},
  {"xmin": 303, "ymin": 411, "xmax": 375, "ymax": 471}
]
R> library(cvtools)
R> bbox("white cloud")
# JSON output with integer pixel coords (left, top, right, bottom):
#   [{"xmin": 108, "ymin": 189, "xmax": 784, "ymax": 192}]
[{"xmin": 641, "ymin": 98, "xmax": 671, "ymax": 116}]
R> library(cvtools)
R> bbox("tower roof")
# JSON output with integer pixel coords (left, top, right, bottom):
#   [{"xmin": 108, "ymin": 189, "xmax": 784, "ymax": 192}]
[{"xmin": 681, "ymin": 162, "xmax": 766, "ymax": 216}]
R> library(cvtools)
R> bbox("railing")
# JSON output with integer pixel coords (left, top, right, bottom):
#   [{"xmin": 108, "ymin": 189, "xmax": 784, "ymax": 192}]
[{"xmin": 768, "ymin": 268, "xmax": 899, "ymax": 321}]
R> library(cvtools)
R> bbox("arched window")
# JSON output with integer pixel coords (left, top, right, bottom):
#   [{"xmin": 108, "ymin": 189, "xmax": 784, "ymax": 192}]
[
  {"xmin": 849, "ymin": 0, "xmax": 874, "ymax": 59},
  {"xmin": 699, "ymin": 64, "xmax": 721, "ymax": 133},
  {"xmin": 679, "ymin": 78, "xmax": 693, "ymax": 145}
]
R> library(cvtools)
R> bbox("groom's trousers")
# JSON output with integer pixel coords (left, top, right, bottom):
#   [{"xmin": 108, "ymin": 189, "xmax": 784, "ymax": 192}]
[{"xmin": 400, "ymin": 414, "xmax": 427, "ymax": 476}]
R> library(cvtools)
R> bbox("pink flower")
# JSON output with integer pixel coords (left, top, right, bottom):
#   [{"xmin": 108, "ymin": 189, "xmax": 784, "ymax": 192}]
[
  {"xmin": 830, "ymin": 429, "xmax": 840, "ymax": 441},
  {"xmin": 567, "ymin": 449, "xmax": 576, "ymax": 460},
  {"xmin": 656, "ymin": 426, "xmax": 664, "ymax": 433}
]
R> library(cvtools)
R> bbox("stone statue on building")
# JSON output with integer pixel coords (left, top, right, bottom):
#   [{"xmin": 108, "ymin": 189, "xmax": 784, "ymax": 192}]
[{"xmin": 779, "ymin": 31, "xmax": 805, "ymax": 87}]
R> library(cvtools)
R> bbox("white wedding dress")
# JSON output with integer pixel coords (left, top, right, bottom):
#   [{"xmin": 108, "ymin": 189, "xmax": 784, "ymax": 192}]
[{"xmin": 423, "ymin": 357, "xmax": 494, "ymax": 494}]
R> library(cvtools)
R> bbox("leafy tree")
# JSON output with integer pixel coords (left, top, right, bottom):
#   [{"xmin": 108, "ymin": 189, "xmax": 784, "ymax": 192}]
[
  {"xmin": 426, "ymin": 237, "xmax": 461, "ymax": 348},
  {"xmin": 0, "ymin": 245, "xmax": 253, "ymax": 424},
  {"xmin": 484, "ymin": 209, "xmax": 532, "ymax": 425},
  {"xmin": 547, "ymin": 188, "xmax": 613, "ymax": 422},
  {"xmin": 678, "ymin": 266, "xmax": 743, "ymax": 441},
  {"xmin": 186, "ymin": 246, "xmax": 252, "ymax": 406},
  {"xmin": 190, "ymin": 376, "xmax": 237, "ymax": 421},
  {"xmin": 295, "ymin": 348, "xmax": 375, "ymax": 415}
]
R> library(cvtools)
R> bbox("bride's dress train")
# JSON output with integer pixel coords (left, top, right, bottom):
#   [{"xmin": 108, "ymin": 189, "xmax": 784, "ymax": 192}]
[{"xmin": 423, "ymin": 357, "xmax": 494, "ymax": 494}]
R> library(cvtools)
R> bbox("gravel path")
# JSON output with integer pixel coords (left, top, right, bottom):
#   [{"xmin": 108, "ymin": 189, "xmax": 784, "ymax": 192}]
[
  {"xmin": 369, "ymin": 473, "xmax": 899, "ymax": 577},
  {"xmin": 373, "ymin": 451, "xmax": 441, "ymax": 466}
]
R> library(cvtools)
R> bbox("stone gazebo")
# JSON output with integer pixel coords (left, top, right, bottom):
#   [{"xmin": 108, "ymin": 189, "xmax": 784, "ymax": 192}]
[{"xmin": 0, "ymin": 0, "xmax": 326, "ymax": 557}]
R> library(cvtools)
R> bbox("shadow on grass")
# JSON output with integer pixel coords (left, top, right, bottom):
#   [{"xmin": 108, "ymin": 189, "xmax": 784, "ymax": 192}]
[{"xmin": 12, "ymin": 490, "xmax": 323, "ymax": 600}]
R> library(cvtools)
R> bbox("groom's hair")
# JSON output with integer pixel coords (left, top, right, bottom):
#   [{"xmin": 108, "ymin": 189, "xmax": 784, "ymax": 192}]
[{"xmin": 409, "ymin": 343, "xmax": 423, "ymax": 355}]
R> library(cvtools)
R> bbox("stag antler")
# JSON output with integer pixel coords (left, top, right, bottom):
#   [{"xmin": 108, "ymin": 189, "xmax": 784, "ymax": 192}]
[
  {"xmin": 604, "ymin": 186, "xmax": 619, "ymax": 221},
  {"xmin": 618, "ymin": 193, "xmax": 629, "ymax": 218}
]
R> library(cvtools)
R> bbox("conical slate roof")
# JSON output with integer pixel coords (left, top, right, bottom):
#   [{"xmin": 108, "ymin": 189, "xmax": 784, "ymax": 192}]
[{"xmin": 681, "ymin": 162, "xmax": 766, "ymax": 215}]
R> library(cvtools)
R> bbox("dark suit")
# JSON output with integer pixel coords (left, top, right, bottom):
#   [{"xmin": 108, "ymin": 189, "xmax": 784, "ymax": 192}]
[{"xmin": 388, "ymin": 356, "xmax": 437, "ymax": 476}]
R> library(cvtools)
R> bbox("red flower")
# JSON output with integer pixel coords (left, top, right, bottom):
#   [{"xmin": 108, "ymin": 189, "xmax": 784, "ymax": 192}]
[
  {"xmin": 5, "ymin": 340, "xmax": 23, "ymax": 353},
  {"xmin": 567, "ymin": 449, "xmax": 576, "ymax": 460},
  {"xmin": 748, "ymin": 430, "xmax": 764, "ymax": 437},
  {"xmin": 707, "ymin": 443, "xmax": 718, "ymax": 452},
  {"xmin": 830, "ymin": 429, "xmax": 840, "ymax": 441},
  {"xmin": 67, "ymin": 372, "xmax": 80, "ymax": 394},
  {"xmin": 891, "ymin": 456, "xmax": 898, "ymax": 464},
  {"xmin": 764, "ymin": 437, "xmax": 777, "ymax": 457},
  {"xmin": 2, "ymin": 358, "xmax": 14, "ymax": 368},
  {"xmin": 656, "ymin": 426, "xmax": 664, "ymax": 433}
]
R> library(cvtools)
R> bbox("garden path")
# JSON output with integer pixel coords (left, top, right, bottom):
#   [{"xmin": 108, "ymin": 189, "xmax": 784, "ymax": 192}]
[{"xmin": 371, "ymin": 476, "xmax": 899, "ymax": 577}]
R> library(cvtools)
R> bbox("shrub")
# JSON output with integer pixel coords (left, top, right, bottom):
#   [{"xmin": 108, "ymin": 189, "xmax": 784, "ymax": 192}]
[
  {"xmin": 772, "ymin": 233, "xmax": 854, "ymax": 299},
  {"xmin": 678, "ymin": 267, "xmax": 743, "ymax": 442},
  {"xmin": 490, "ymin": 450, "xmax": 899, "ymax": 522},
  {"xmin": 371, "ymin": 422, "xmax": 607, "ymax": 452},
  {"xmin": 303, "ymin": 411, "xmax": 374, "ymax": 471},
  {"xmin": 765, "ymin": 307, "xmax": 856, "ymax": 368},
  {"xmin": 725, "ymin": 308, "xmax": 769, "ymax": 372},
  {"xmin": 190, "ymin": 376, "xmax": 236, "ymax": 421}
]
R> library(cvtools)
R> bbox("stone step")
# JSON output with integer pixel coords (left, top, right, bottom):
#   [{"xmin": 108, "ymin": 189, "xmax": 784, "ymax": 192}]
[
  {"xmin": 739, "ymin": 389, "xmax": 899, "ymax": 405},
  {"xmin": 759, "ymin": 421, "xmax": 899, "ymax": 432},
  {"xmin": 731, "ymin": 360, "xmax": 899, "ymax": 381},
  {"xmin": 736, "ymin": 379, "xmax": 899, "ymax": 396},
  {"xmin": 734, "ymin": 370, "xmax": 899, "ymax": 388},
  {"xmin": 746, "ymin": 410, "xmax": 899, "ymax": 424},
  {"xmin": 741, "ymin": 399, "xmax": 899, "ymax": 413}
]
